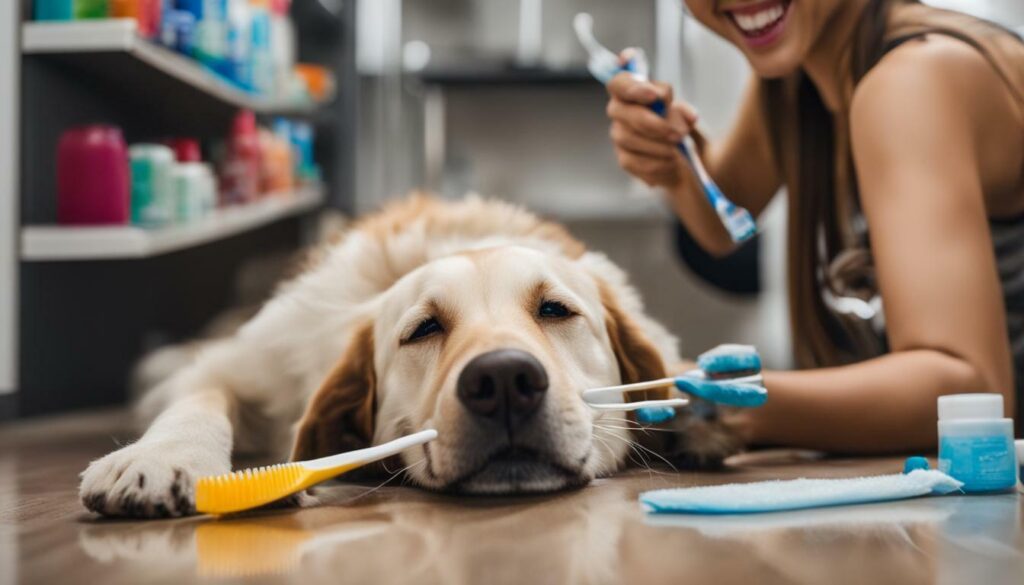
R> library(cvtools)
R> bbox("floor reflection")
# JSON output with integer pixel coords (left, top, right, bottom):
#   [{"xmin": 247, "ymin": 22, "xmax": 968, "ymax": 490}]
[
  {"xmin": 7, "ymin": 411, "xmax": 1021, "ymax": 584},
  {"xmin": 0, "ymin": 457, "xmax": 18, "ymax": 585},
  {"xmin": 72, "ymin": 479, "xmax": 1024, "ymax": 585},
  {"xmin": 934, "ymin": 495, "xmax": 1023, "ymax": 585}
]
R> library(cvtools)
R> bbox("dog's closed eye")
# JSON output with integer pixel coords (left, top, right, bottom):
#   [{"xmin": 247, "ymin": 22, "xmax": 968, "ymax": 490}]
[
  {"xmin": 404, "ymin": 317, "xmax": 444, "ymax": 343},
  {"xmin": 537, "ymin": 300, "xmax": 575, "ymax": 319}
]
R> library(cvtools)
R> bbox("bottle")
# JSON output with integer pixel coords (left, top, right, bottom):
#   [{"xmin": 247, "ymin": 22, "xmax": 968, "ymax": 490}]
[
  {"xmin": 257, "ymin": 127, "xmax": 293, "ymax": 193},
  {"xmin": 74, "ymin": 0, "xmax": 108, "ymax": 19},
  {"xmin": 111, "ymin": 0, "xmax": 160, "ymax": 40},
  {"xmin": 937, "ymin": 394, "xmax": 1016, "ymax": 493},
  {"xmin": 220, "ymin": 110, "xmax": 261, "ymax": 204},
  {"xmin": 35, "ymin": 0, "xmax": 74, "ymax": 21},
  {"xmin": 160, "ymin": 9, "xmax": 196, "ymax": 55},
  {"xmin": 171, "ymin": 162, "xmax": 207, "ymax": 222},
  {"xmin": 289, "ymin": 120, "xmax": 317, "ymax": 182},
  {"xmin": 163, "ymin": 137, "xmax": 202, "ymax": 163},
  {"xmin": 195, "ymin": 0, "xmax": 228, "ymax": 67},
  {"xmin": 129, "ymin": 144, "xmax": 176, "ymax": 226},
  {"xmin": 143, "ymin": 0, "xmax": 164, "ymax": 40},
  {"xmin": 196, "ymin": 162, "xmax": 219, "ymax": 215},
  {"xmin": 57, "ymin": 125, "xmax": 131, "ymax": 225},
  {"xmin": 1017, "ymin": 440, "xmax": 1024, "ymax": 494},
  {"xmin": 294, "ymin": 63, "xmax": 335, "ymax": 102},
  {"xmin": 269, "ymin": 0, "xmax": 296, "ymax": 98},
  {"xmin": 225, "ymin": 0, "xmax": 253, "ymax": 89},
  {"xmin": 248, "ymin": 0, "xmax": 273, "ymax": 95}
]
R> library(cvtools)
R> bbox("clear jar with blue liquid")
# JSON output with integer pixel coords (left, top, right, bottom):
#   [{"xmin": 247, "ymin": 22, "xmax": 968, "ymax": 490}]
[{"xmin": 937, "ymin": 394, "xmax": 1016, "ymax": 493}]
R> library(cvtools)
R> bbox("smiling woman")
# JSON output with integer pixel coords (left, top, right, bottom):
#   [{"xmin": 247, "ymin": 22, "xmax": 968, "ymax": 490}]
[{"xmin": 605, "ymin": 0, "xmax": 1024, "ymax": 451}]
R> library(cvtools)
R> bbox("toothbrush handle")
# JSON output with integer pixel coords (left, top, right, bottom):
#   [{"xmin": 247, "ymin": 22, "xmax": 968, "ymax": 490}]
[
  {"xmin": 618, "ymin": 56, "xmax": 756, "ymax": 243},
  {"xmin": 648, "ymin": 98, "xmax": 668, "ymax": 118},
  {"xmin": 645, "ymin": 99, "xmax": 721, "ymax": 205}
]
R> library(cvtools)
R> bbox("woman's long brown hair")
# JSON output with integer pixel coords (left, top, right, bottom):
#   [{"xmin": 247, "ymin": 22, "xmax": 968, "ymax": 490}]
[
  {"xmin": 761, "ymin": 0, "xmax": 912, "ymax": 368},
  {"xmin": 763, "ymin": 0, "xmax": 1023, "ymax": 368}
]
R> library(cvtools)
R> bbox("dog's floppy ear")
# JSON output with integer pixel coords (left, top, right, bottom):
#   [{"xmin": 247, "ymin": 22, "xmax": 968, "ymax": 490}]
[
  {"xmin": 291, "ymin": 322, "xmax": 377, "ymax": 461},
  {"xmin": 598, "ymin": 281, "xmax": 668, "ymax": 399}
]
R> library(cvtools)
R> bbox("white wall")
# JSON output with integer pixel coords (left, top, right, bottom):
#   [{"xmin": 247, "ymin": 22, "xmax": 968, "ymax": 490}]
[{"xmin": 924, "ymin": 0, "xmax": 1024, "ymax": 25}]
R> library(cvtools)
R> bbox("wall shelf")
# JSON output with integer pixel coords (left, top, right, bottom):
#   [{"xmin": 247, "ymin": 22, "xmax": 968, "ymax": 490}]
[
  {"xmin": 21, "ymin": 184, "xmax": 324, "ymax": 261},
  {"xmin": 22, "ymin": 19, "xmax": 318, "ymax": 115},
  {"xmin": 416, "ymin": 65, "xmax": 597, "ymax": 86}
]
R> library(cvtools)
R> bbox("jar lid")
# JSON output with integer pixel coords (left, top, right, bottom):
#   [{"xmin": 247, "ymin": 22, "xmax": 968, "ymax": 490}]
[{"xmin": 937, "ymin": 393, "xmax": 1004, "ymax": 420}]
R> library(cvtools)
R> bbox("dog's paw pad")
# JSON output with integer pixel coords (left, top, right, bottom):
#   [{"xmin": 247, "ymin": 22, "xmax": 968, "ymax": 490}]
[{"xmin": 79, "ymin": 445, "xmax": 225, "ymax": 519}]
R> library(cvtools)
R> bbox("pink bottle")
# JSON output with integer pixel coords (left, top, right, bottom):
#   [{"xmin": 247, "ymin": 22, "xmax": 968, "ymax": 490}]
[
  {"xmin": 220, "ymin": 111, "xmax": 262, "ymax": 205},
  {"xmin": 57, "ymin": 125, "xmax": 131, "ymax": 225},
  {"xmin": 164, "ymin": 137, "xmax": 202, "ymax": 162}
]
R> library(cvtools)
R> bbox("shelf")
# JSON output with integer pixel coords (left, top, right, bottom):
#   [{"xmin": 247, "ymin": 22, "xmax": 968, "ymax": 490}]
[
  {"xmin": 416, "ymin": 65, "xmax": 598, "ymax": 87},
  {"xmin": 21, "ymin": 184, "xmax": 325, "ymax": 261},
  {"xmin": 22, "ymin": 19, "xmax": 318, "ymax": 115}
]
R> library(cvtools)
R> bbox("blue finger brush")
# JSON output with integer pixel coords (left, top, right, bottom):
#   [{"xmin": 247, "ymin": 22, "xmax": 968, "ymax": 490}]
[
  {"xmin": 582, "ymin": 344, "xmax": 766, "ymax": 423},
  {"xmin": 573, "ymin": 12, "xmax": 756, "ymax": 243}
]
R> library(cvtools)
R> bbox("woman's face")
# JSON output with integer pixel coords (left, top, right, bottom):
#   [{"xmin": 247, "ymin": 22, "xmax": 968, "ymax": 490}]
[{"xmin": 683, "ymin": 0, "xmax": 849, "ymax": 78}]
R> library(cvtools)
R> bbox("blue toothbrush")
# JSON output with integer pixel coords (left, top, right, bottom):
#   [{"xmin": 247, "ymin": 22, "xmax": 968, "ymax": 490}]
[{"xmin": 573, "ymin": 13, "xmax": 757, "ymax": 244}]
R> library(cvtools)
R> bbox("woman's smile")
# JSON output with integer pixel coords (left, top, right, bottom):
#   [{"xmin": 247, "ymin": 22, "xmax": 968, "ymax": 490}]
[{"xmin": 721, "ymin": 0, "xmax": 793, "ymax": 49}]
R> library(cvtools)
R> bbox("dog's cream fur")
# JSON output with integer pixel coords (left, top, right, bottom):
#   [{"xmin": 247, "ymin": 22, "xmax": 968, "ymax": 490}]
[{"xmin": 80, "ymin": 195, "xmax": 734, "ymax": 518}]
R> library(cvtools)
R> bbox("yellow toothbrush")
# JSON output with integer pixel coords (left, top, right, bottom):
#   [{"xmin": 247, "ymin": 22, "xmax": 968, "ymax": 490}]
[{"xmin": 196, "ymin": 429, "xmax": 438, "ymax": 515}]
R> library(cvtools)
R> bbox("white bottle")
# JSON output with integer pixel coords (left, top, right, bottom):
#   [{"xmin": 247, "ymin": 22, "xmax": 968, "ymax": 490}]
[
  {"xmin": 226, "ymin": 0, "xmax": 253, "ymax": 89},
  {"xmin": 197, "ymin": 0, "xmax": 228, "ymax": 64},
  {"xmin": 269, "ymin": 0, "xmax": 297, "ymax": 99}
]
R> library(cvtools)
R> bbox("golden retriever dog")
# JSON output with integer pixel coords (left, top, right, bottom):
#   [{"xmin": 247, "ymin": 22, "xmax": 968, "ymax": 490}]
[{"xmin": 79, "ymin": 195, "xmax": 740, "ymax": 518}]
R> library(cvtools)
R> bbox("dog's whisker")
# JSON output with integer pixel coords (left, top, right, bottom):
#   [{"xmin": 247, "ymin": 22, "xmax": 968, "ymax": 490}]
[
  {"xmin": 337, "ymin": 459, "xmax": 426, "ymax": 505},
  {"xmin": 627, "ymin": 439, "xmax": 679, "ymax": 474},
  {"xmin": 589, "ymin": 433, "xmax": 617, "ymax": 462},
  {"xmin": 593, "ymin": 424, "xmax": 680, "ymax": 477},
  {"xmin": 593, "ymin": 426, "xmax": 657, "ymax": 474},
  {"xmin": 587, "ymin": 435, "xmax": 621, "ymax": 475},
  {"xmin": 593, "ymin": 422, "xmax": 677, "ymax": 434}
]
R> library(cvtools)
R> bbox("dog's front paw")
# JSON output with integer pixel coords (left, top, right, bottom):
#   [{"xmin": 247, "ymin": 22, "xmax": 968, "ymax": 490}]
[
  {"xmin": 79, "ymin": 443, "xmax": 228, "ymax": 518},
  {"xmin": 635, "ymin": 403, "xmax": 744, "ymax": 470}
]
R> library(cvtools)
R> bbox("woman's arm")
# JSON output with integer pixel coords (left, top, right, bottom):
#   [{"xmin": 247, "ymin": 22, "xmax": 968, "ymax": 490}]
[
  {"xmin": 732, "ymin": 39, "xmax": 1017, "ymax": 453},
  {"xmin": 606, "ymin": 74, "xmax": 781, "ymax": 256},
  {"xmin": 734, "ymin": 352, "xmax": 987, "ymax": 452}
]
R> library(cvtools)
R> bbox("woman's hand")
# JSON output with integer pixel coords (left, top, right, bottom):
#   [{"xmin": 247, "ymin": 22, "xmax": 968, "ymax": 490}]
[{"xmin": 606, "ymin": 71, "xmax": 698, "ymax": 188}]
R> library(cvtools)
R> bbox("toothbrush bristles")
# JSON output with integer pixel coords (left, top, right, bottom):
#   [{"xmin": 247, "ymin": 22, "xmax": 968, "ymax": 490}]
[{"xmin": 196, "ymin": 463, "xmax": 307, "ymax": 515}]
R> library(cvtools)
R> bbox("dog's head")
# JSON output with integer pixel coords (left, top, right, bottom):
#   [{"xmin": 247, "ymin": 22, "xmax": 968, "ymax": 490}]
[{"xmin": 291, "ymin": 245, "xmax": 668, "ymax": 493}]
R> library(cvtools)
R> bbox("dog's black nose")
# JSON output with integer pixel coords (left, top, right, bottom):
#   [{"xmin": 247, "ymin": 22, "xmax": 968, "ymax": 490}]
[{"xmin": 457, "ymin": 349, "xmax": 548, "ymax": 424}]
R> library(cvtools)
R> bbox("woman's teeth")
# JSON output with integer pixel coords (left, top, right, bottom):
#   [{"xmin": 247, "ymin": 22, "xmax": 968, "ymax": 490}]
[{"xmin": 731, "ymin": 3, "xmax": 787, "ymax": 36}]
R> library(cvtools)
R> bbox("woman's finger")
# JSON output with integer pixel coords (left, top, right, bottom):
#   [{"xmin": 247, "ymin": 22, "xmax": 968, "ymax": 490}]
[
  {"xmin": 607, "ymin": 99, "xmax": 684, "ymax": 142},
  {"xmin": 665, "ymin": 101, "xmax": 695, "ymax": 137},
  {"xmin": 610, "ymin": 122, "xmax": 679, "ymax": 159},
  {"xmin": 607, "ymin": 72, "xmax": 660, "ymax": 104},
  {"xmin": 673, "ymin": 100, "xmax": 700, "ymax": 126},
  {"xmin": 651, "ymin": 81, "xmax": 675, "ymax": 107},
  {"xmin": 617, "ymin": 150, "xmax": 679, "ymax": 183}
]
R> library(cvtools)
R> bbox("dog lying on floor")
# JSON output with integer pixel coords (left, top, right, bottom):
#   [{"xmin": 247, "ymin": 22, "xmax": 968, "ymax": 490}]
[{"xmin": 79, "ymin": 195, "xmax": 741, "ymax": 518}]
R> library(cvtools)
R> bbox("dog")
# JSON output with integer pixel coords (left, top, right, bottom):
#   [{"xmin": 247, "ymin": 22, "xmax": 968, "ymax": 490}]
[{"xmin": 79, "ymin": 195, "xmax": 741, "ymax": 518}]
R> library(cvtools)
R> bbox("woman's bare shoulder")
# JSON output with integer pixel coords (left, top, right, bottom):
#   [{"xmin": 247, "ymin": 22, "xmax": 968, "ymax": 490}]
[{"xmin": 851, "ymin": 33, "xmax": 1004, "ymax": 122}]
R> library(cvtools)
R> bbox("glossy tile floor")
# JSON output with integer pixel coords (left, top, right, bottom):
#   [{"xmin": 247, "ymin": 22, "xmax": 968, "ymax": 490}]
[{"xmin": 0, "ymin": 410, "xmax": 1021, "ymax": 585}]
